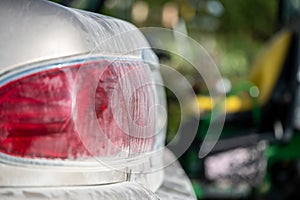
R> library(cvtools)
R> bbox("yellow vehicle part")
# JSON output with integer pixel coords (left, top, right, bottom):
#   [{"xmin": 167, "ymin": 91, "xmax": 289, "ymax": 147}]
[{"xmin": 197, "ymin": 30, "xmax": 291, "ymax": 114}]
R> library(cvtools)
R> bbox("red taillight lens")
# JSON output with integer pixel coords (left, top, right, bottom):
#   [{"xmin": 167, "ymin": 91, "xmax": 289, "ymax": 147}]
[{"xmin": 0, "ymin": 60, "xmax": 155, "ymax": 159}]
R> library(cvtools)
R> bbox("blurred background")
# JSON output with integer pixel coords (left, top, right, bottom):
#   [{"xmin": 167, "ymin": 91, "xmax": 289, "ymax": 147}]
[{"xmin": 51, "ymin": 0, "xmax": 300, "ymax": 199}]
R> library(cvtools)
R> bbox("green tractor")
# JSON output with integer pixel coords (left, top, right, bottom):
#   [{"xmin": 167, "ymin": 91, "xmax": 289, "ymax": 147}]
[{"xmin": 179, "ymin": 0, "xmax": 300, "ymax": 199}]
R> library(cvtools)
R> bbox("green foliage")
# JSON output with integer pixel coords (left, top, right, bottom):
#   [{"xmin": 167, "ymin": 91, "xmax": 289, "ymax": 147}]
[{"xmin": 219, "ymin": 0, "xmax": 278, "ymax": 40}]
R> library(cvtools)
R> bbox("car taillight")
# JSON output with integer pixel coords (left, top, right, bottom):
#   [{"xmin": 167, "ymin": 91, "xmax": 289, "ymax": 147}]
[{"xmin": 0, "ymin": 59, "xmax": 155, "ymax": 160}]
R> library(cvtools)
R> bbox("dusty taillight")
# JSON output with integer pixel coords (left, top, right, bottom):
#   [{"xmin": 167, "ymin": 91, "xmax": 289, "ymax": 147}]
[
  {"xmin": 0, "ymin": 58, "xmax": 155, "ymax": 160},
  {"xmin": 0, "ymin": 0, "xmax": 167, "ymax": 192}
]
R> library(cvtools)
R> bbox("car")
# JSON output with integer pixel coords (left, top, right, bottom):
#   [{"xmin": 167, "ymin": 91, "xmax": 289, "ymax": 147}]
[{"xmin": 0, "ymin": 0, "xmax": 196, "ymax": 199}]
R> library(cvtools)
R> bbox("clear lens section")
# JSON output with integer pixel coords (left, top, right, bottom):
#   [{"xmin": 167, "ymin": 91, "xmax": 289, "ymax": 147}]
[
  {"xmin": 142, "ymin": 49, "xmax": 167, "ymax": 151},
  {"xmin": 0, "ymin": 59, "xmax": 155, "ymax": 160}
]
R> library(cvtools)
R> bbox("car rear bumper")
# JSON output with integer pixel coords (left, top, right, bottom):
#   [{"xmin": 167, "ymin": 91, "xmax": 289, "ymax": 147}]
[{"xmin": 0, "ymin": 149, "xmax": 196, "ymax": 200}]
